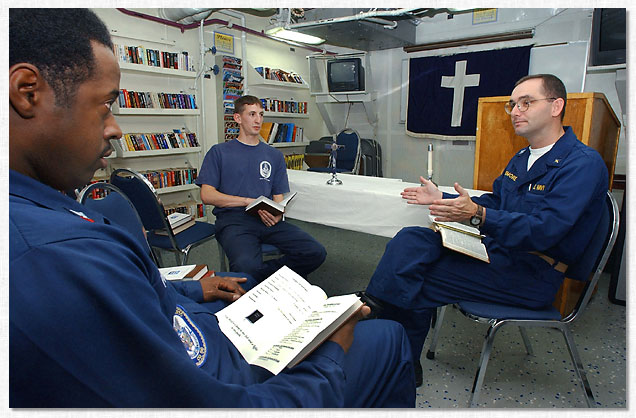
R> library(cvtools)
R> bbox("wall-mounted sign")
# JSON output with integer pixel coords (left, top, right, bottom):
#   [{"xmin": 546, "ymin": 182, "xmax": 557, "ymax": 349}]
[
  {"xmin": 472, "ymin": 9, "xmax": 498, "ymax": 25},
  {"xmin": 214, "ymin": 32, "xmax": 234, "ymax": 54}
]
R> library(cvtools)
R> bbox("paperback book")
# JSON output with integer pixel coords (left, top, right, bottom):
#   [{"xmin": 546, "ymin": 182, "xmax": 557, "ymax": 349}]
[{"xmin": 216, "ymin": 266, "xmax": 362, "ymax": 375}]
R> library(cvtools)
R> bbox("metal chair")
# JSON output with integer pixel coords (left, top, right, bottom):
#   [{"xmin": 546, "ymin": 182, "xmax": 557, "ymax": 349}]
[
  {"xmin": 110, "ymin": 168, "xmax": 216, "ymax": 266},
  {"xmin": 307, "ymin": 128, "xmax": 362, "ymax": 175},
  {"xmin": 425, "ymin": 191, "xmax": 620, "ymax": 407},
  {"xmin": 77, "ymin": 181, "xmax": 159, "ymax": 266}
]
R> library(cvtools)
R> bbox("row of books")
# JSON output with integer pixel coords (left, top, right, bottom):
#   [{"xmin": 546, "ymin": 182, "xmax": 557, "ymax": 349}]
[
  {"xmin": 118, "ymin": 89, "xmax": 197, "ymax": 110},
  {"xmin": 284, "ymin": 154, "xmax": 304, "ymax": 170},
  {"xmin": 140, "ymin": 168, "xmax": 198, "ymax": 190},
  {"xmin": 117, "ymin": 131, "xmax": 199, "ymax": 152},
  {"xmin": 260, "ymin": 98, "xmax": 308, "ymax": 114},
  {"xmin": 114, "ymin": 43, "xmax": 195, "ymax": 72},
  {"xmin": 221, "ymin": 55, "xmax": 243, "ymax": 141},
  {"xmin": 254, "ymin": 66, "xmax": 305, "ymax": 84},
  {"xmin": 164, "ymin": 200, "xmax": 206, "ymax": 220},
  {"xmin": 260, "ymin": 122, "xmax": 304, "ymax": 144}
]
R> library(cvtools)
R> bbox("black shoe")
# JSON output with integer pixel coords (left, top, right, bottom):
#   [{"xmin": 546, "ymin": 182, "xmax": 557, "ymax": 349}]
[
  {"xmin": 355, "ymin": 291, "xmax": 386, "ymax": 320},
  {"xmin": 415, "ymin": 362, "xmax": 423, "ymax": 388}
]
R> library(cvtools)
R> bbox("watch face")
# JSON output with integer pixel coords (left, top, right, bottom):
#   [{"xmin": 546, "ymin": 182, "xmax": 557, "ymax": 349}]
[{"xmin": 470, "ymin": 217, "xmax": 480, "ymax": 226}]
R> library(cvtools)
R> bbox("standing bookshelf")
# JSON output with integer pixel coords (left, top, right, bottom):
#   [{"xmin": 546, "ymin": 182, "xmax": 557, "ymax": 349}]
[{"xmin": 104, "ymin": 38, "xmax": 208, "ymax": 221}]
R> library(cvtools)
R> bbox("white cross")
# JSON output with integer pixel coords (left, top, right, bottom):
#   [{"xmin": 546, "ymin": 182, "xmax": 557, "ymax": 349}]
[{"xmin": 441, "ymin": 60, "xmax": 480, "ymax": 127}]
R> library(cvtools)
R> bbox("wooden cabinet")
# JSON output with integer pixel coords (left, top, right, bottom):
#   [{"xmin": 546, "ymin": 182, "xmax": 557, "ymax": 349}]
[
  {"xmin": 473, "ymin": 92, "xmax": 621, "ymax": 316},
  {"xmin": 474, "ymin": 92, "xmax": 621, "ymax": 191}
]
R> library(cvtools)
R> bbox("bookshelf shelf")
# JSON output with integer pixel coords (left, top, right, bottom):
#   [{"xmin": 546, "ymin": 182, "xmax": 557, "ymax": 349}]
[
  {"xmin": 113, "ymin": 107, "xmax": 200, "ymax": 116},
  {"xmin": 251, "ymin": 77, "xmax": 309, "ymax": 89},
  {"xmin": 111, "ymin": 142, "xmax": 201, "ymax": 158},
  {"xmin": 155, "ymin": 184, "xmax": 199, "ymax": 194},
  {"xmin": 271, "ymin": 141, "xmax": 310, "ymax": 148},
  {"xmin": 264, "ymin": 111, "xmax": 310, "ymax": 119},
  {"xmin": 119, "ymin": 62, "xmax": 197, "ymax": 78}
]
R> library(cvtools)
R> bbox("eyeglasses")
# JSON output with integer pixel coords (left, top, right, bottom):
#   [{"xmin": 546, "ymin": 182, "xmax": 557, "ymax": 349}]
[{"xmin": 504, "ymin": 97, "xmax": 557, "ymax": 114}]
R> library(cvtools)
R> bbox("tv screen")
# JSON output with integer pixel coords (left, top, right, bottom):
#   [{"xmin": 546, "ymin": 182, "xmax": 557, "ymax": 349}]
[
  {"xmin": 590, "ymin": 8, "xmax": 626, "ymax": 66},
  {"xmin": 327, "ymin": 58, "xmax": 365, "ymax": 92}
]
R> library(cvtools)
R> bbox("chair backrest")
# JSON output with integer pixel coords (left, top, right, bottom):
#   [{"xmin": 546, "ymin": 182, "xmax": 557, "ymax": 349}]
[
  {"xmin": 564, "ymin": 190, "xmax": 620, "ymax": 322},
  {"xmin": 109, "ymin": 169, "xmax": 172, "ymax": 233},
  {"xmin": 77, "ymin": 181, "xmax": 157, "ymax": 263},
  {"xmin": 335, "ymin": 129, "xmax": 361, "ymax": 174}
]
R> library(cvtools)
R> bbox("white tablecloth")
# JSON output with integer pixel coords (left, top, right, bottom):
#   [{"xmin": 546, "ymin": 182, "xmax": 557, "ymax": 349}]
[{"xmin": 285, "ymin": 170, "xmax": 485, "ymax": 238}]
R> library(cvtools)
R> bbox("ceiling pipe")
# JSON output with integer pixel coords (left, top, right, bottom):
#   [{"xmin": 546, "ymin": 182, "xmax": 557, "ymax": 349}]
[
  {"xmin": 286, "ymin": 8, "xmax": 425, "ymax": 31},
  {"xmin": 116, "ymin": 8, "xmax": 334, "ymax": 54}
]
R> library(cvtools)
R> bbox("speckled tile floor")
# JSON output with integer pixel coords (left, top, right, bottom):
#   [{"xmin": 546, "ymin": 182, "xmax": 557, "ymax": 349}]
[{"xmin": 177, "ymin": 218, "xmax": 627, "ymax": 409}]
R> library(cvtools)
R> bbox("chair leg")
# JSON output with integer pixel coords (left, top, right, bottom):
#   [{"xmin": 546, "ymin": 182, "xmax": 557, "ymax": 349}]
[
  {"xmin": 426, "ymin": 305, "xmax": 447, "ymax": 360},
  {"xmin": 217, "ymin": 242, "xmax": 227, "ymax": 271},
  {"xmin": 560, "ymin": 325, "xmax": 596, "ymax": 407},
  {"xmin": 518, "ymin": 326, "xmax": 534, "ymax": 356},
  {"xmin": 469, "ymin": 321, "xmax": 504, "ymax": 407}
]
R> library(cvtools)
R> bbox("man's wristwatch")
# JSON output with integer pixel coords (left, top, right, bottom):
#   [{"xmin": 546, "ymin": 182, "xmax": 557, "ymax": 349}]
[{"xmin": 469, "ymin": 204, "xmax": 483, "ymax": 227}]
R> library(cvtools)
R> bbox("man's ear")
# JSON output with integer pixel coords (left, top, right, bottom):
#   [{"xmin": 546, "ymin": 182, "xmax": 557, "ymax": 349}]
[
  {"xmin": 551, "ymin": 97, "xmax": 565, "ymax": 119},
  {"xmin": 9, "ymin": 63, "xmax": 43, "ymax": 119},
  {"xmin": 233, "ymin": 112, "xmax": 241, "ymax": 124}
]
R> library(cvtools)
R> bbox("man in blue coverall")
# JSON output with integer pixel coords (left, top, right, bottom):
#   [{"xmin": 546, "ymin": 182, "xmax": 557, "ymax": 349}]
[
  {"xmin": 197, "ymin": 95, "xmax": 326, "ymax": 282},
  {"xmin": 363, "ymin": 73, "xmax": 609, "ymax": 386},
  {"xmin": 9, "ymin": 8, "xmax": 415, "ymax": 407}
]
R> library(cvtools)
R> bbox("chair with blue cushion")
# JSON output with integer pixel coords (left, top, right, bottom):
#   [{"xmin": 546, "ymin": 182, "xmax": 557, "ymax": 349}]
[
  {"xmin": 425, "ymin": 191, "xmax": 620, "ymax": 407},
  {"xmin": 77, "ymin": 181, "xmax": 159, "ymax": 266},
  {"xmin": 307, "ymin": 128, "xmax": 362, "ymax": 175},
  {"xmin": 110, "ymin": 168, "xmax": 216, "ymax": 267}
]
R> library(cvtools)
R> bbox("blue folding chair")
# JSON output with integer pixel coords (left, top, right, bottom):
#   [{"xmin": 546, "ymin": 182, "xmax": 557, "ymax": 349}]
[
  {"xmin": 425, "ymin": 191, "xmax": 620, "ymax": 407},
  {"xmin": 110, "ymin": 168, "xmax": 216, "ymax": 267},
  {"xmin": 307, "ymin": 128, "xmax": 362, "ymax": 175},
  {"xmin": 77, "ymin": 181, "xmax": 159, "ymax": 266}
]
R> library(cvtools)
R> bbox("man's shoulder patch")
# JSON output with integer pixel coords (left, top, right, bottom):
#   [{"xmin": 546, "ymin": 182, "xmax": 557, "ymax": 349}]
[{"xmin": 173, "ymin": 305, "xmax": 207, "ymax": 367}]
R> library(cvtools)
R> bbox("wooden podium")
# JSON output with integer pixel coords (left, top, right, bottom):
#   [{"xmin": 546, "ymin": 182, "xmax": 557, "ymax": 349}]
[{"xmin": 473, "ymin": 92, "xmax": 621, "ymax": 316}]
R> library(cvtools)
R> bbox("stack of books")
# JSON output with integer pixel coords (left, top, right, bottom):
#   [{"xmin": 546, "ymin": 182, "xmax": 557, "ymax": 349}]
[{"xmin": 157, "ymin": 212, "xmax": 195, "ymax": 235}]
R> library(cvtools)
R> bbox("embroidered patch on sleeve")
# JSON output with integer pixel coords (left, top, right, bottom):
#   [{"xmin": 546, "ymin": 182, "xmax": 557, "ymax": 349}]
[{"xmin": 173, "ymin": 305, "xmax": 207, "ymax": 367}]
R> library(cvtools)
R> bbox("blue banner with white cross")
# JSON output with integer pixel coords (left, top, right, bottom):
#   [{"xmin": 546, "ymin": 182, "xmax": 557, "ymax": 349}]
[{"xmin": 406, "ymin": 46, "xmax": 531, "ymax": 139}]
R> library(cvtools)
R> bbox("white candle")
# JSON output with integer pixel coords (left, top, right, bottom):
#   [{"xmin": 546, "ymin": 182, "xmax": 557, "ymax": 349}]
[{"xmin": 427, "ymin": 143, "xmax": 433, "ymax": 179}]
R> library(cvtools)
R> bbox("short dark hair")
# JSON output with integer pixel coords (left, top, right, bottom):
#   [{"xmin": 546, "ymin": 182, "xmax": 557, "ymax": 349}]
[
  {"xmin": 515, "ymin": 74, "xmax": 567, "ymax": 121},
  {"xmin": 10, "ymin": 8, "xmax": 114, "ymax": 107},
  {"xmin": 234, "ymin": 95, "xmax": 263, "ymax": 114}
]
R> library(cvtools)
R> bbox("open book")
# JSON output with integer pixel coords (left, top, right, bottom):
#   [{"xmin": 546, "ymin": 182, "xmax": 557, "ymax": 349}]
[
  {"xmin": 215, "ymin": 265, "xmax": 362, "ymax": 375},
  {"xmin": 430, "ymin": 216, "xmax": 490, "ymax": 263},
  {"xmin": 245, "ymin": 191, "xmax": 297, "ymax": 217}
]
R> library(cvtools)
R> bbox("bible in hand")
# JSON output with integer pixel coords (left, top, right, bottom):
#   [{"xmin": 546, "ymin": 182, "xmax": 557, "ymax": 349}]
[
  {"xmin": 245, "ymin": 191, "xmax": 297, "ymax": 217},
  {"xmin": 430, "ymin": 216, "xmax": 490, "ymax": 263}
]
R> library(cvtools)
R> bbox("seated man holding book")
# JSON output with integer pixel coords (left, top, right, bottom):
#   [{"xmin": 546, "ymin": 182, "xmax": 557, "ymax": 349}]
[
  {"xmin": 197, "ymin": 95, "xmax": 326, "ymax": 282},
  {"xmin": 361, "ymin": 74, "xmax": 609, "ymax": 387},
  {"xmin": 9, "ymin": 9, "xmax": 414, "ymax": 407}
]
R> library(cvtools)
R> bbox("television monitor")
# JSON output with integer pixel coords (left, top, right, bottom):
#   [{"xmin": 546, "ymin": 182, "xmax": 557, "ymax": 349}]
[
  {"xmin": 327, "ymin": 58, "xmax": 365, "ymax": 92},
  {"xmin": 590, "ymin": 8, "xmax": 626, "ymax": 66}
]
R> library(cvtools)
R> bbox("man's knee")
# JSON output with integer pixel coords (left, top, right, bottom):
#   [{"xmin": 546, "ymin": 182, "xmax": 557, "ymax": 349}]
[{"xmin": 230, "ymin": 254, "xmax": 262, "ymax": 275}]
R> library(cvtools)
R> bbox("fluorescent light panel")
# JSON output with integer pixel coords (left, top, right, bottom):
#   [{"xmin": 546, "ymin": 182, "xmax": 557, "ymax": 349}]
[{"xmin": 266, "ymin": 27, "xmax": 325, "ymax": 45}]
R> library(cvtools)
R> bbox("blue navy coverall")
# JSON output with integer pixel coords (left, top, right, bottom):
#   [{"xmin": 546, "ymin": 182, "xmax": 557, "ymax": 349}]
[
  {"xmin": 9, "ymin": 170, "xmax": 415, "ymax": 407},
  {"xmin": 197, "ymin": 139, "xmax": 326, "ymax": 282},
  {"xmin": 366, "ymin": 127, "xmax": 609, "ymax": 363}
]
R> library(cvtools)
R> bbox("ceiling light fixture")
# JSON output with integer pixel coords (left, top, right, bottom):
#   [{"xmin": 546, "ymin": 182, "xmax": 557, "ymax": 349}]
[{"xmin": 265, "ymin": 27, "xmax": 325, "ymax": 45}]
